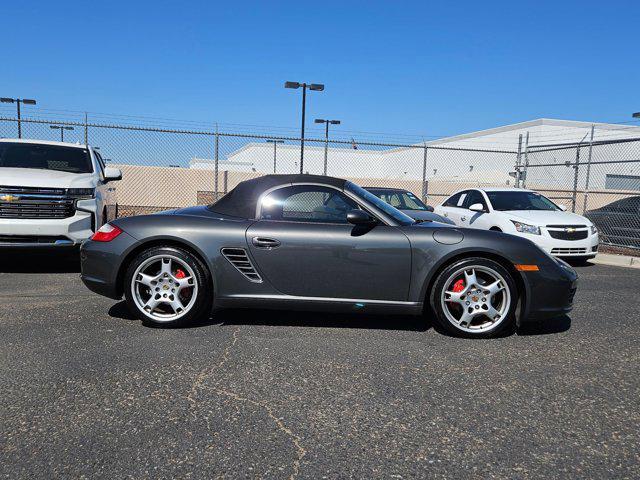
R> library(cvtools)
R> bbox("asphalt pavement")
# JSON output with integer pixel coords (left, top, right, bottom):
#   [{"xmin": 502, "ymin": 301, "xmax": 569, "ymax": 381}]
[{"xmin": 1, "ymin": 252, "xmax": 639, "ymax": 479}]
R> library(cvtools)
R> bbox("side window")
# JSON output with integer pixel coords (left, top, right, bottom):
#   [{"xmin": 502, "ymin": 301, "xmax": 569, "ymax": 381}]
[
  {"xmin": 260, "ymin": 185, "xmax": 359, "ymax": 224},
  {"xmin": 464, "ymin": 191, "xmax": 487, "ymax": 209},
  {"xmin": 94, "ymin": 151, "xmax": 106, "ymax": 176},
  {"xmin": 443, "ymin": 192, "xmax": 463, "ymax": 207},
  {"xmin": 456, "ymin": 191, "xmax": 469, "ymax": 207}
]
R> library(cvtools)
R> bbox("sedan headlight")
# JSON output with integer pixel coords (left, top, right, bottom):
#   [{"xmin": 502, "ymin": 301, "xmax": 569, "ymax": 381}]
[
  {"xmin": 67, "ymin": 188, "xmax": 95, "ymax": 199},
  {"xmin": 590, "ymin": 225, "xmax": 598, "ymax": 235},
  {"xmin": 511, "ymin": 220, "xmax": 541, "ymax": 235}
]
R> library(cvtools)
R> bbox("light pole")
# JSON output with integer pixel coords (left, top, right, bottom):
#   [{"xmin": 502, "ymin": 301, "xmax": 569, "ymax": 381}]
[
  {"xmin": 49, "ymin": 125, "xmax": 74, "ymax": 142},
  {"xmin": 266, "ymin": 139, "xmax": 284, "ymax": 173},
  {"xmin": 314, "ymin": 119, "xmax": 341, "ymax": 175},
  {"xmin": 1, "ymin": 97, "xmax": 36, "ymax": 138},
  {"xmin": 284, "ymin": 81, "xmax": 324, "ymax": 173}
]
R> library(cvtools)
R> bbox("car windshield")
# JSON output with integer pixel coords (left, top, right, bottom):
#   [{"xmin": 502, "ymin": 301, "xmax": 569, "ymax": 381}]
[
  {"xmin": 346, "ymin": 182, "xmax": 415, "ymax": 225},
  {"xmin": 486, "ymin": 191, "xmax": 560, "ymax": 211},
  {"xmin": 0, "ymin": 143, "xmax": 92, "ymax": 174},
  {"xmin": 368, "ymin": 189, "xmax": 429, "ymax": 211}
]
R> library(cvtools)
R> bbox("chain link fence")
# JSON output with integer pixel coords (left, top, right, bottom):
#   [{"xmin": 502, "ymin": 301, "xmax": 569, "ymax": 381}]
[{"xmin": 1, "ymin": 115, "xmax": 638, "ymax": 250}]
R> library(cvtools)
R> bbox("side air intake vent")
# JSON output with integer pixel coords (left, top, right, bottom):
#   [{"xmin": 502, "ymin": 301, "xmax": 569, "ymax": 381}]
[{"xmin": 221, "ymin": 248, "xmax": 262, "ymax": 283}]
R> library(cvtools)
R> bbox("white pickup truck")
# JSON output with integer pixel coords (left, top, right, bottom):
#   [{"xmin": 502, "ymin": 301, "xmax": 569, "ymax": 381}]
[{"xmin": 0, "ymin": 139, "xmax": 122, "ymax": 248}]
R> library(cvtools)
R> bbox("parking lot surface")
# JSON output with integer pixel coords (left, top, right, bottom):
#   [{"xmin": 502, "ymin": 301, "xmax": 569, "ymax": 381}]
[{"xmin": 1, "ymin": 253, "xmax": 639, "ymax": 479}]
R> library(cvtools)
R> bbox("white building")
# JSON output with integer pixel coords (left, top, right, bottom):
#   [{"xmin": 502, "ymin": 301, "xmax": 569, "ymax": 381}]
[{"xmin": 190, "ymin": 119, "xmax": 640, "ymax": 191}]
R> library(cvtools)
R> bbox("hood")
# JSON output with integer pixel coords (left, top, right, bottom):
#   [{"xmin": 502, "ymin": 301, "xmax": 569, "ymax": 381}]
[
  {"xmin": 502, "ymin": 209, "xmax": 591, "ymax": 226},
  {"xmin": 0, "ymin": 167, "xmax": 97, "ymax": 189},
  {"xmin": 401, "ymin": 209, "xmax": 456, "ymax": 225}
]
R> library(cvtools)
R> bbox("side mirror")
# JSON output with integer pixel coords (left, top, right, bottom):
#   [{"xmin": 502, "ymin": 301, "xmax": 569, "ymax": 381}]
[
  {"xmin": 425, "ymin": 205, "xmax": 435, "ymax": 212},
  {"xmin": 469, "ymin": 203, "xmax": 486, "ymax": 213},
  {"xmin": 104, "ymin": 167, "xmax": 122, "ymax": 183},
  {"xmin": 347, "ymin": 209, "xmax": 376, "ymax": 226},
  {"xmin": 558, "ymin": 204, "xmax": 567, "ymax": 211}
]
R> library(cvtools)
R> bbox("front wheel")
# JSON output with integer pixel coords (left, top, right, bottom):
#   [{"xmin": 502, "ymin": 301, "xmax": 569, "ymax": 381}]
[
  {"xmin": 430, "ymin": 257, "xmax": 517, "ymax": 338},
  {"xmin": 124, "ymin": 246, "xmax": 212, "ymax": 327}
]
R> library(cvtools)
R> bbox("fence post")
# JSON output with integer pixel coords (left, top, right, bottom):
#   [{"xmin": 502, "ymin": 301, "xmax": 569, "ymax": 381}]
[
  {"xmin": 421, "ymin": 144, "xmax": 428, "ymax": 201},
  {"xmin": 582, "ymin": 125, "xmax": 595, "ymax": 215},
  {"xmin": 84, "ymin": 112, "xmax": 88, "ymax": 145},
  {"xmin": 515, "ymin": 134, "xmax": 523, "ymax": 188},
  {"xmin": 571, "ymin": 145, "xmax": 581, "ymax": 213},
  {"xmin": 214, "ymin": 124, "xmax": 219, "ymax": 200},
  {"xmin": 522, "ymin": 131, "xmax": 530, "ymax": 188}
]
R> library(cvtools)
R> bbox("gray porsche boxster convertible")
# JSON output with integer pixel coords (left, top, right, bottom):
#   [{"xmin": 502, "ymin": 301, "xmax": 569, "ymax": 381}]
[{"xmin": 81, "ymin": 174, "xmax": 577, "ymax": 337}]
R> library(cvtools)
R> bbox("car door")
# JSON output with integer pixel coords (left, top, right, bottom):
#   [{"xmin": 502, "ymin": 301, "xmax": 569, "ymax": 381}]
[
  {"xmin": 437, "ymin": 190, "xmax": 469, "ymax": 225},
  {"xmin": 461, "ymin": 190, "xmax": 490, "ymax": 229},
  {"xmin": 245, "ymin": 184, "xmax": 412, "ymax": 301}
]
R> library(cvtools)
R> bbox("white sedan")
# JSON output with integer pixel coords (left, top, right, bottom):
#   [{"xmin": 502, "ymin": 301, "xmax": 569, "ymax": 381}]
[{"xmin": 435, "ymin": 188, "xmax": 599, "ymax": 262}]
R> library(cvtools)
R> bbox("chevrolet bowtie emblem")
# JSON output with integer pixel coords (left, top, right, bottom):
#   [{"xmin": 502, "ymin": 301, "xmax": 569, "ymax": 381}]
[
  {"xmin": 565, "ymin": 227, "xmax": 576, "ymax": 233},
  {"xmin": 0, "ymin": 194, "xmax": 19, "ymax": 202}
]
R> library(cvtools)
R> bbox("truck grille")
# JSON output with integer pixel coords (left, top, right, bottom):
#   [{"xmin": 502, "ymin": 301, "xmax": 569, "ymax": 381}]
[{"xmin": 0, "ymin": 186, "xmax": 76, "ymax": 219}]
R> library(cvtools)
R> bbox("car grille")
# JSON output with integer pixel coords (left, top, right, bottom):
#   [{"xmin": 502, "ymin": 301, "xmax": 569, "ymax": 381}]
[
  {"xmin": 221, "ymin": 248, "xmax": 262, "ymax": 282},
  {"xmin": 551, "ymin": 248, "xmax": 588, "ymax": 255},
  {"xmin": 0, "ymin": 186, "xmax": 76, "ymax": 219},
  {"xmin": 548, "ymin": 230, "xmax": 589, "ymax": 240}
]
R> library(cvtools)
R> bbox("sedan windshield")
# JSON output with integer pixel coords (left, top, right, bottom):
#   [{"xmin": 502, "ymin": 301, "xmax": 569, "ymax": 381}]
[
  {"xmin": 368, "ymin": 189, "xmax": 429, "ymax": 211},
  {"xmin": 0, "ymin": 143, "xmax": 92, "ymax": 174},
  {"xmin": 487, "ymin": 191, "xmax": 560, "ymax": 211},
  {"xmin": 346, "ymin": 182, "xmax": 415, "ymax": 225}
]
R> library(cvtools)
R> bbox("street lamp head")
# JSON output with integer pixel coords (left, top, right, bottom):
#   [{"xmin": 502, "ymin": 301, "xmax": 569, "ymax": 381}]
[
  {"xmin": 314, "ymin": 119, "xmax": 326, "ymax": 124},
  {"xmin": 22, "ymin": 99, "xmax": 36, "ymax": 105},
  {"xmin": 284, "ymin": 81, "xmax": 300, "ymax": 89},
  {"xmin": 309, "ymin": 84, "xmax": 324, "ymax": 91},
  {"xmin": 49, "ymin": 125, "xmax": 61, "ymax": 130},
  {"xmin": 1, "ymin": 98, "xmax": 15, "ymax": 103},
  {"xmin": 330, "ymin": 120, "xmax": 341, "ymax": 125},
  {"xmin": 64, "ymin": 126, "xmax": 74, "ymax": 131},
  {"xmin": 633, "ymin": 112, "xmax": 640, "ymax": 119}
]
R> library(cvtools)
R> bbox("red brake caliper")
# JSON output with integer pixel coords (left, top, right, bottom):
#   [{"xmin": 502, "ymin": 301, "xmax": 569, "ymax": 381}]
[
  {"xmin": 174, "ymin": 269, "xmax": 191, "ymax": 300},
  {"xmin": 452, "ymin": 278, "xmax": 465, "ymax": 293}
]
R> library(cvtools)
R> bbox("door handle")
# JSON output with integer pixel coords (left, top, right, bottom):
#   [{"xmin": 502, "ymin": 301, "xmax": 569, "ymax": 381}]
[
  {"xmin": 252, "ymin": 237, "xmax": 281, "ymax": 249},
  {"xmin": 461, "ymin": 216, "xmax": 466, "ymax": 221}
]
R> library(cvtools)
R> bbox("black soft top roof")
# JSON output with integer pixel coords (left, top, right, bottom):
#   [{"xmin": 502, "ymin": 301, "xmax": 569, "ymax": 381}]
[{"xmin": 207, "ymin": 174, "xmax": 348, "ymax": 219}]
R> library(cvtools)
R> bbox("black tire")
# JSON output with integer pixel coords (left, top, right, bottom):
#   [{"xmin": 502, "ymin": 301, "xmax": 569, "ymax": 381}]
[
  {"xmin": 429, "ymin": 257, "xmax": 517, "ymax": 338},
  {"xmin": 123, "ymin": 245, "xmax": 212, "ymax": 327}
]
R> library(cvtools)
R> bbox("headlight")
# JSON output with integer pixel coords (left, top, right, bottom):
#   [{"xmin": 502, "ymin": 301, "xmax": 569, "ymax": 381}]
[
  {"xmin": 67, "ymin": 188, "xmax": 95, "ymax": 199},
  {"xmin": 511, "ymin": 220, "xmax": 541, "ymax": 235},
  {"xmin": 590, "ymin": 225, "xmax": 598, "ymax": 235}
]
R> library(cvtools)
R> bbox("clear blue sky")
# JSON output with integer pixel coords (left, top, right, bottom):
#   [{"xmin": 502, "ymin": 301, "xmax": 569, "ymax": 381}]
[{"xmin": 3, "ymin": 0, "xmax": 639, "ymax": 140}]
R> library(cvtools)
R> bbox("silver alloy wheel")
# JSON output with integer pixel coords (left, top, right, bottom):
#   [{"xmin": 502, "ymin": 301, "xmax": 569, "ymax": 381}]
[
  {"xmin": 130, "ymin": 254, "xmax": 198, "ymax": 322},
  {"xmin": 441, "ymin": 265, "xmax": 511, "ymax": 334}
]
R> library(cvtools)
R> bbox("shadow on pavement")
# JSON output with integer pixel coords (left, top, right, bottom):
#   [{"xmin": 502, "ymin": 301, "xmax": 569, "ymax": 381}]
[
  {"xmin": 108, "ymin": 301, "xmax": 432, "ymax": 332},
  {"xmin": 517, "ymin": 315, "xmax": 572, "ymax": 336},
  {"xmin": 0, "ymin": 249, "xmax": 80, "ymax": 273}
]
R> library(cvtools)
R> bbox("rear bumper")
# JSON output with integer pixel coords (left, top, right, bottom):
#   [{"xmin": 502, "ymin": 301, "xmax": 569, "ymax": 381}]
[{"xmin": 80, "ymin": 231, "xmax": 139, "ymax": 299}]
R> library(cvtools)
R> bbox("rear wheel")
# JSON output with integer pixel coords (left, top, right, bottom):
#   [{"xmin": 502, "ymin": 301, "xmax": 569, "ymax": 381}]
[
  {"xmin": 124, "ymin": 246, "xmax": 212, "ymax": 327},
  {"xmin": 430, "ymin": 257, "xmax": 517, "ymax": 338}
]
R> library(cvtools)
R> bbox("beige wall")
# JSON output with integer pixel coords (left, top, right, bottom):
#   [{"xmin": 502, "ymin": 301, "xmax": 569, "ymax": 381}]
[{"xmin": 110, "ymin": 164, "xmax": 637, "ymax": 217}]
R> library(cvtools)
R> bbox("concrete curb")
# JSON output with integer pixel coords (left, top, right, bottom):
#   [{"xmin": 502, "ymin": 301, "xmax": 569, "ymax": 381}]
[{"xmin": 591, "ymin": 253, "xmax": 640, "ymax": 269}]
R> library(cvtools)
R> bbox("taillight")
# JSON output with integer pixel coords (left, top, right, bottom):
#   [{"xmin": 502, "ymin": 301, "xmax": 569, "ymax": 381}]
[{"xmin": 91, "ymin": 223, "xmax": 123, "ymax": 242}]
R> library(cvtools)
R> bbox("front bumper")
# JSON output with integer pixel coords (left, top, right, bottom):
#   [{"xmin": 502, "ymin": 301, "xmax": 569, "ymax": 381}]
[
  {"xmin": 0, "ymin": 209, "xmax": 95, "ymax": 248},
  {"xmin": 520, "ymin": 258, "xmax": 578, "ymax": 323},
  {"xmin": 518, "ymin": 231, "xmax": 599, "ymax": 258}
]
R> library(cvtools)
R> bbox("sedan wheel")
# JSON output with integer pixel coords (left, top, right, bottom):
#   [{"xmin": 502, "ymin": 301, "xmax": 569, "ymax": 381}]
[
  {"xmin": 431, "ymin": 257, "xmax": 517, "ymax": 338},
  {"xmin": 124, "ymin": 246, "xmax": 211, "ymax": 327}
]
